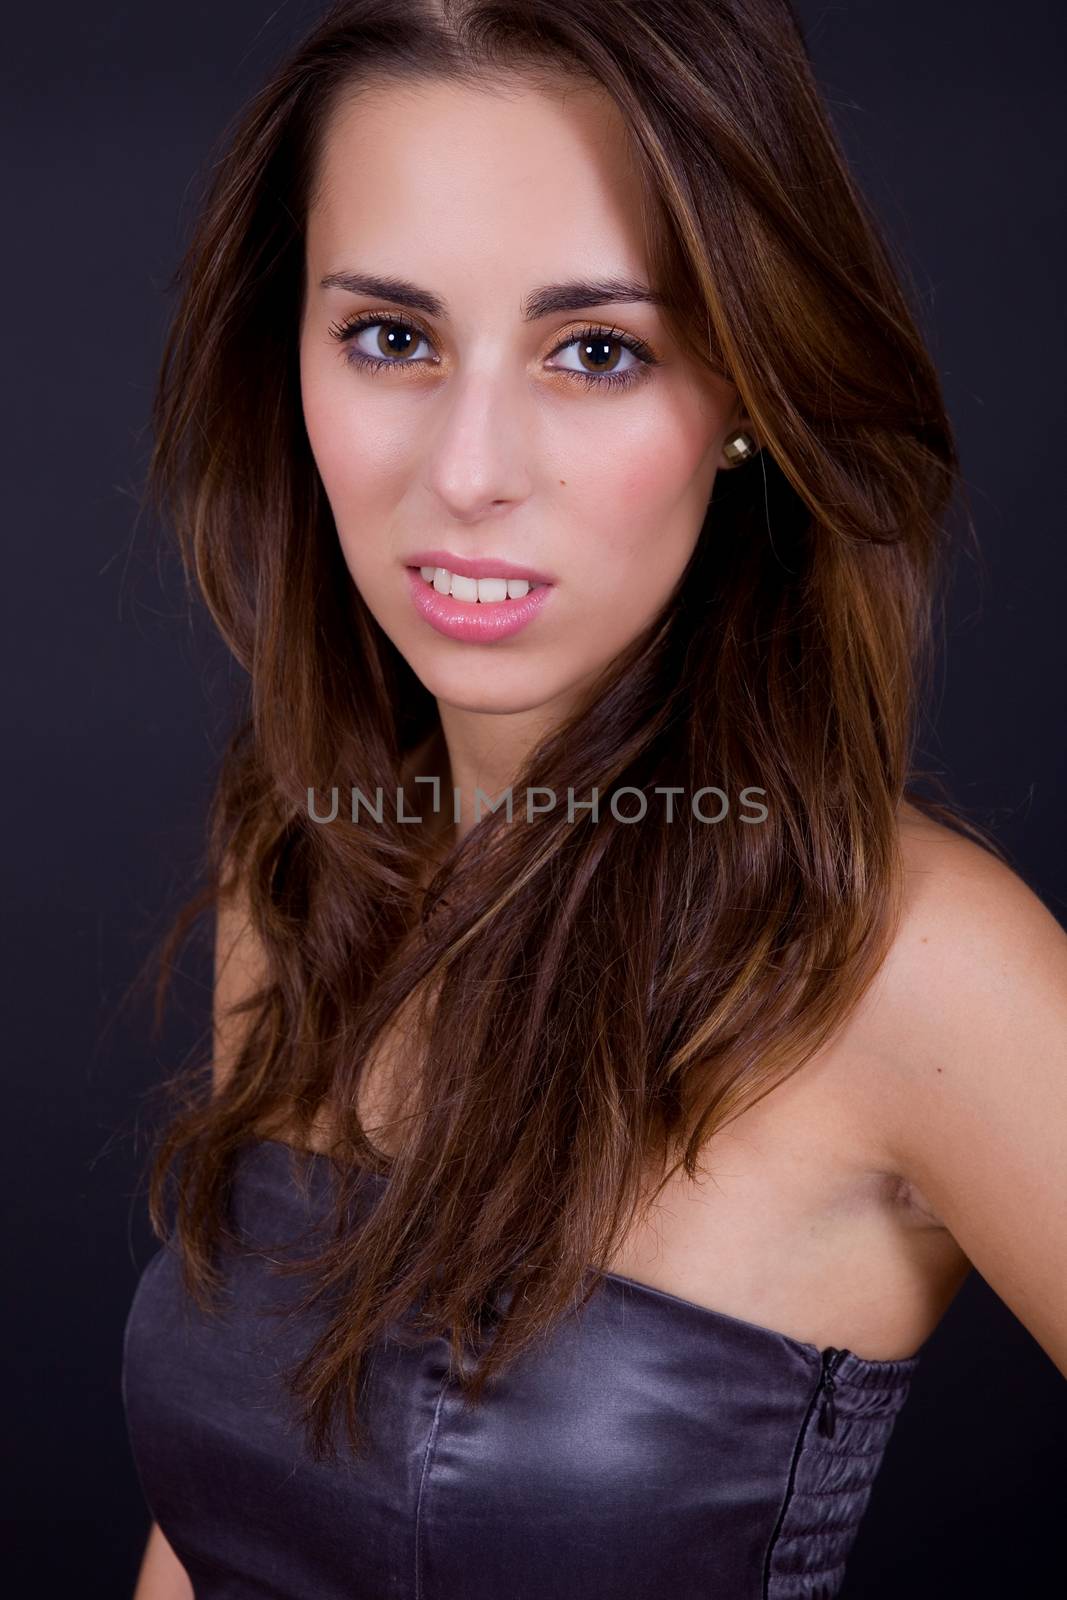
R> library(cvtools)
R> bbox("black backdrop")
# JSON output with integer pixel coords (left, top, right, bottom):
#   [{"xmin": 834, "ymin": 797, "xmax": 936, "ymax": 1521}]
[{"xmin": 3, "ymin": 3, "xmax": 1064, "ymax": 1594}]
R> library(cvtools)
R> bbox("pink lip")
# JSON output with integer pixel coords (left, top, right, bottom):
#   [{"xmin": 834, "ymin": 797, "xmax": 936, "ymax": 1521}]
[
  {"xmin": 405, "ymin": 565, "xmax": 553, "ymax": 642},
  {"xmin": 404, "ymin": 548, "xmax": 558, "ymax": 585}
]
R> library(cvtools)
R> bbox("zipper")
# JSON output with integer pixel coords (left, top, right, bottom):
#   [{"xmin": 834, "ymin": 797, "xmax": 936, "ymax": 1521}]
[
  {"xmin": 816, "ymin": 1346, "xmax": 848, "ymax": 1439},
  {"xmin": 760, "ymin": 1344, "xmax": 852, "ymax": 1596}
]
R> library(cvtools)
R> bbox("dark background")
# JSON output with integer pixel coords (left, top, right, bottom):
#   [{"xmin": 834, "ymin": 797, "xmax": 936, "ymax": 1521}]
[{"xmin": 3, "ymin": 1, "xmax": 1064, "ymax": 1593}]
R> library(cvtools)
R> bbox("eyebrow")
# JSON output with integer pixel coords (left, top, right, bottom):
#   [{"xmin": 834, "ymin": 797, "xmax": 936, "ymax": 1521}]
[{"xmin": 318, "ymin": 269, "xmax": 665, "ymax": 321}]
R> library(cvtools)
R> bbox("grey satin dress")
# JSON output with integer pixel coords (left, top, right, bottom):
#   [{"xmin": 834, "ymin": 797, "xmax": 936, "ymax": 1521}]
[{"xmin": 122, "ymin": 1137, "xmax": 920, "ymax": 1598}]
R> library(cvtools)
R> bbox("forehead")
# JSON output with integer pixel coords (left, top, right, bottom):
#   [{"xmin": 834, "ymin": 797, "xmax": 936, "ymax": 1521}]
[{"xmin": 305, "ymin": 73, "xmax": 654, "ymax": 289}]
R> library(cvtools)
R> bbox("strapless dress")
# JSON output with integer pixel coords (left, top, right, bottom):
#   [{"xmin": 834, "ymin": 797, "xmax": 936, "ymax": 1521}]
[{"xmin": 122, "ymin": 1137, "xmax": 921, "ymax": 1598}]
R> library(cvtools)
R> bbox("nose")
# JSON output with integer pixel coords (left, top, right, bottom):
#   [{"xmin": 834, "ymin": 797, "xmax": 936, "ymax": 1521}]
[{"xmin": 422, "ymin": 367, "xmax": 534, "ymax": 521}]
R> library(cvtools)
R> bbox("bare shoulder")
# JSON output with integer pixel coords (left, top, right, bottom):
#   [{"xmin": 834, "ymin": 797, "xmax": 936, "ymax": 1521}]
[
  {"xmin": 862, "ymin": 798, "xmax": 1067, "ymax": 1129},
  {"xmin": 823, "ymin": 800, "xmax": 1060, "ymax": 1098},
  {"xmin": 854, "ymin": 799, "xmax": 1067, "ymax": 1370},
  {"xmin": 883, "ymin": 799, "xmax": 1067, "ymax": 1052}
]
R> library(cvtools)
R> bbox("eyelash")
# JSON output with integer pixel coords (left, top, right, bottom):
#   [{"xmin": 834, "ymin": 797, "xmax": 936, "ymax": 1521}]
[{"xmin": 325, "ymin": 310, "xmax": 659, "ymax": 391}]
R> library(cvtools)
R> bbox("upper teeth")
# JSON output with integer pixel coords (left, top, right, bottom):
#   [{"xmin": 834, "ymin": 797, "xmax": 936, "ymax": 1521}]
[{"xmin": 419, "ymin": 565, "xmax": 539, "ymax": 602}]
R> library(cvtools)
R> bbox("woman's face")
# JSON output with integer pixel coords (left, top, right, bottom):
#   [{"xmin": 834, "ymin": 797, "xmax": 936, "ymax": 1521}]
[{"xmin": 300, "ymin": 73, "xmax": 746, "ymax": 723}]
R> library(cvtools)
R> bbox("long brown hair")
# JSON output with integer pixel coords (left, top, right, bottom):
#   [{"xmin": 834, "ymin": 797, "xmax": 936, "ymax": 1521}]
[{"xmin": 141, "ymin": 0, "xmax": 1002, "ymax": 1463}]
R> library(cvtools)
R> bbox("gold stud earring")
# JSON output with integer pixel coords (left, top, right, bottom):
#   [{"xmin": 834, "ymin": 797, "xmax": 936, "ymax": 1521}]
[{"xmin": 722, "ymin": 430, "xmax": 757, "ymax": 465}]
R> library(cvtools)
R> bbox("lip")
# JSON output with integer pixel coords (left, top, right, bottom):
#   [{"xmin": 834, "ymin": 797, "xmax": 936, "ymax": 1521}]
[
  {"xmin": 403, "ymin": 548, "xmax": 558, "ymax": 585},
  {"xmin": 405, "ymin": 565, "xmax": 553, "ymax": 643}
]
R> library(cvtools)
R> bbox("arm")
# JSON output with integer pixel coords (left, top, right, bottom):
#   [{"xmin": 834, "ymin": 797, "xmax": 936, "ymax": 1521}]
[
  {"xmin": 873, "ymin": 837, "xmax": 1067, "ymax": 1374},
  {"xmin": 132, "ymin": 868, "xmax": 268, "ymax": 1599},
  {"xmin": 132, "ymin": 1521, "xmax": 193, "ymax": 1600},
  {"xmin": 212, "ymin": 852, "xmax": 269, "ymax": 1095}
]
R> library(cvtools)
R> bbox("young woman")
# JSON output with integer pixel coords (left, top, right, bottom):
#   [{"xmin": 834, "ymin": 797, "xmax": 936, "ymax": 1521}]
[{"xmin": 122, "ymin": 2, "xmax": 1067, "ymax": 1596}]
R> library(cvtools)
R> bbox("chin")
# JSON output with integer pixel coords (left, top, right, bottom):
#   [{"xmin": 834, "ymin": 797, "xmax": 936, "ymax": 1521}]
[{"xmin": 428, "ymin": 676, "xmax": 563, "ymax": 719}]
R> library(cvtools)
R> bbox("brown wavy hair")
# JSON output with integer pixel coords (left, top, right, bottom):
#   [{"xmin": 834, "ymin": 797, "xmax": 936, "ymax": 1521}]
[{"xmin": 139, "ymin": 0, "xmax": 1002, "ymax": 1463}]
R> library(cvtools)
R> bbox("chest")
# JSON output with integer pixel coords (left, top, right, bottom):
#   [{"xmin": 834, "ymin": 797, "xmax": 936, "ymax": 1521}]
[
  {"xmin": 599, "ymin": 1075, "xmax": 953, "ymax": 1360},
  {"xmin": 124, "ymin": 1139, "xmax": 920, "ymax": 1600},
  {"xmin": 315, "ymin": 1014, "xmax": 967, "ymax": 1363}
]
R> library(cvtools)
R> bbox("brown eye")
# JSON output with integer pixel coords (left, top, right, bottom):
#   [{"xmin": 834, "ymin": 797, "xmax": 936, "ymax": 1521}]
[
  {"xmin": 547, "ymin": 324, "xmax": 654, "ymax": 390},
  {"xmin": 328, "ymin": 312, "xmax": 435, "ymax": 370},
  {"xmin": 367, "ymin": 320, "xmax": 421, "ymax": 360},
  {"xmin": 573, "ymin": 335, "xmax": 627, "ymax": 375}
]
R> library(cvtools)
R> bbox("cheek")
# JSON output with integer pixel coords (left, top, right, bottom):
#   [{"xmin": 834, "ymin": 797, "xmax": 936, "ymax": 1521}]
[
  {"xmin": 300, "ymin": 357, "xmax": 405, "ymax": 522},
  {"xmin": 559, "ymin": 409, "xmax": 716, "ymax": 572},
  {"xmin": 300, "ymin": 379, "xmax": 403, "ymax": 596}
]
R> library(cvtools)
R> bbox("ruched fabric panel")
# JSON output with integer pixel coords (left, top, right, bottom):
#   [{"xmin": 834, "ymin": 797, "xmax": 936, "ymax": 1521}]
[{"xmin": 762, "ymin": 1354, "xmax": 917, "ymax": 1598}]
